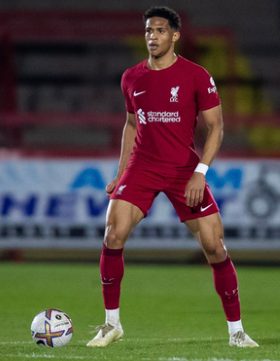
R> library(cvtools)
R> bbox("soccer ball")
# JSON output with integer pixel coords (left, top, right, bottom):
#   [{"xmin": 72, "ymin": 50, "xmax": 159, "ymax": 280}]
[{"xmin": 31, "ymin": 308, "xmax": 73, "ymax": 347}]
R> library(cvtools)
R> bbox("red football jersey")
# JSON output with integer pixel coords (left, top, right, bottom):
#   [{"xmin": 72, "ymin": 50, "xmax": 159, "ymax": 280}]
[{"xmin": 121, "ymin": 55, "xmax": 220, "ymax": 175}]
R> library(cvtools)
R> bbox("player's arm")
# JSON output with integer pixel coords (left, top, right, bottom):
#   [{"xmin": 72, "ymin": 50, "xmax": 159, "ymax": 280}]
[
  {"xmin": 199, "ymin": 104, "xmax": 224, "ymax": 167},
  {"xmin": 184, "ymin": 105, "xmax": 223, "ymax": 207},
  {"xmin": 106, "ymin": 112, "xmax": 137, "ymax": 197}
]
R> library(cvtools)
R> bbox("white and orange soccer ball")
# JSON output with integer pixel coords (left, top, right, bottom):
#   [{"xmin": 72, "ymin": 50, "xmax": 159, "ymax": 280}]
[{"xmin": 31, "ymin": 308, "xmax": 73, "ymax": 347}]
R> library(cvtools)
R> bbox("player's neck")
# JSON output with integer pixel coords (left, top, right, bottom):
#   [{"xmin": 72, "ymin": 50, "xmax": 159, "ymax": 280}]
[{"xmin": 147, "ymin": 52, "xmax": 178, "ymax": 70}]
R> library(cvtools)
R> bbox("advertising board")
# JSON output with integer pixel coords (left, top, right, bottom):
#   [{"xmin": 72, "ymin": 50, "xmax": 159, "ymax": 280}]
[{"xmin": 0, "ymin": 158, "xmax": 279, "ymax": 250}]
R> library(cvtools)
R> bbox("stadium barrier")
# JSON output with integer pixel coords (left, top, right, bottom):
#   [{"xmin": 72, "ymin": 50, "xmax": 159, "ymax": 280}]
[{"xmin": 0, "ymin": 156, "xmax": 279, "ymax": 263}]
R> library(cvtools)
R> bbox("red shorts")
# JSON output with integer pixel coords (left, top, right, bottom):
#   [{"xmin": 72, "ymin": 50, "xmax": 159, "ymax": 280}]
[{"xmin": 111, "ymin": 168, "xmax": 219, "ymax": 222}]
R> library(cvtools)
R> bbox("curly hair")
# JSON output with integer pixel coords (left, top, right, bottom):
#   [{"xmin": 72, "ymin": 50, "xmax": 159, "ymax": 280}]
[{"xmin": 143, "ymin": 6, "xmax": 181, "ymax": 32}]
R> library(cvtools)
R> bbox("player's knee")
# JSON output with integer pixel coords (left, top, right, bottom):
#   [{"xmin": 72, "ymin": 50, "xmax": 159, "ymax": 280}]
[
  {"xmin": 104, "ymin": 227, "xmax": 126, "ymax": 249},
  {"xmin": 203, "ymin": 242, "xmax": 227, "ymax": 262}
]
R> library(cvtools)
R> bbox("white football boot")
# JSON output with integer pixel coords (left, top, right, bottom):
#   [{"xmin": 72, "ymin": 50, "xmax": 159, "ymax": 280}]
[
  {"xmin": 86, "ymin": 319, "xmax": 123, "ymax": 347},
  {"xmin": 229, "ymin": 331, "xmax": 259, "ymax": 347}
]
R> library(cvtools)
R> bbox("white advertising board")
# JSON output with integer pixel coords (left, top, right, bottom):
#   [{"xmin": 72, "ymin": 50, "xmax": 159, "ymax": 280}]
[{"xmin": 0, "ymin": 158, "xmax": 279, "ymax": 250}]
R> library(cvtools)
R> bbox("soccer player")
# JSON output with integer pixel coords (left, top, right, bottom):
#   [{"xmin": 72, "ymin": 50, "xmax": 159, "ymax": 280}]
[{"xmin": 87, "ymin": 6, "xmax": 258, "ymax": 348}]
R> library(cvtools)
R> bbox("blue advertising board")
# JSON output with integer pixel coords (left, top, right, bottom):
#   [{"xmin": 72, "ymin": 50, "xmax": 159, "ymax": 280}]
[{"xmin": 0, "ymin": 158, "xmax": 279, "ymax": 250}]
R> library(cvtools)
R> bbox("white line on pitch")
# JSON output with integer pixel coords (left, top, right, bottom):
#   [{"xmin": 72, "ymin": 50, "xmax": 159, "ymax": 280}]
[
  {"xmin": 0, "ymin": 355, "xmax": 86, "ymax": 360},
  {"xmin": 0, "ymin": 341, "xmax": 34, "ymax": 345},
  {"xmin": 77, "ymin": 337, "xmax": 223, "ymax": 343},
  {"xmin": 0, "ymin": 337, "xmax": 223, "ymax": 345},
  {"xmin": 1, "ymin": 356, "xmax": 279, "ymax": 361}
]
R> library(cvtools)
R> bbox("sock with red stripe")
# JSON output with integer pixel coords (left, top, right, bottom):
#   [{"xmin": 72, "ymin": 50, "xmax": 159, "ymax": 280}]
[
  {"xmin": 210, "ymin": 256, "xmax": 241, "ymax": 322},
  {"xmin": 100, "ymin": 244, "xmax": 124, "ymax": 310}
]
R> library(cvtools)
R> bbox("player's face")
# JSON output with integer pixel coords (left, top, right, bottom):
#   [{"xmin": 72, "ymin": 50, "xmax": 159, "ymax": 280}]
[{"xmin": 145, "ymin": 17, "xmax": 179, "ymax": 58}]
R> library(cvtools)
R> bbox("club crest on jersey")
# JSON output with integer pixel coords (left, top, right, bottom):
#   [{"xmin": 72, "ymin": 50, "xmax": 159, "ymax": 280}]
[{"xmin": 170, "ymin": 86, "xmax": 179, "ymax": 102}]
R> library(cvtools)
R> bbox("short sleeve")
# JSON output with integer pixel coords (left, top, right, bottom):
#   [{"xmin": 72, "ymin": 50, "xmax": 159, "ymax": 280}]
[
  {"xmin": 121, "ymin": 71, "xmax": 134, "ymax": 113},
  {"xmin": 195, "ymin": 66, "xmax": 221, "ymax": 111}
]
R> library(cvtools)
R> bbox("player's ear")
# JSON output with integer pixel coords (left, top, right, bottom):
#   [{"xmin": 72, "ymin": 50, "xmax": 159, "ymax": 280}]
[{"xmin": 172, "ymin": 31, "xmax": 180, "ymax": 43}]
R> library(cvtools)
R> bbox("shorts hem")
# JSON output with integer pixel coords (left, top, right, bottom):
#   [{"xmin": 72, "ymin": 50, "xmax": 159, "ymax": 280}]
[
  {"xmin": 180, "ymin": 210, "xmax": 219, "ymax": 222},
  {"xmin": 110, "ymin": 195, "xmax": 147, "ymax": 218}
]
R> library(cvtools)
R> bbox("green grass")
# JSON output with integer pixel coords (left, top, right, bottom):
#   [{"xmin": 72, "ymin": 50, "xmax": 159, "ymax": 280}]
[{"xmin": 0, "ymin": 262, "xmax": 279, "ymax": 361}]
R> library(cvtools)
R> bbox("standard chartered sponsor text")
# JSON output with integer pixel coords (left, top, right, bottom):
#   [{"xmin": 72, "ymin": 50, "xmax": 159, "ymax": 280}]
[{"xmin": 147, "ymin": 111, "xmax": 181, "ymax": 123}]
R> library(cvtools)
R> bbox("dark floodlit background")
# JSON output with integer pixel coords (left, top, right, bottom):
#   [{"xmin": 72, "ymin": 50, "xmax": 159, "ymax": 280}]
[{"xmin": 0, "ymin": 0, "xmax": 279, "ymax": 264}]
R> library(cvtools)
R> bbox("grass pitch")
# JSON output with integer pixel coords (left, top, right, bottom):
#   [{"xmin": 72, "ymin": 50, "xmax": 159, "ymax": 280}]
[{"xmin": 0, "ymin": 261, "xmax": 280, "ymax": 361}]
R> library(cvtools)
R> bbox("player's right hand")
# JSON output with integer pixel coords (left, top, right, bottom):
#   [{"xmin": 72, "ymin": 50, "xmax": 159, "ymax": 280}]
[
  {"xmin": 106, "ymin": 179, "xmax": 119, "ymax": 197},
  {"xmin": 184, "ymin": 172, "xmax": 206, "ymax": 207}
]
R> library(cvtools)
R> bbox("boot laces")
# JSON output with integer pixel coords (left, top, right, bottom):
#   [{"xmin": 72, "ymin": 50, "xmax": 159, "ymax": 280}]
[
  {"xmin": 89, "ymin": 323, "xmax": 114, "ymax": 336},
  {"xmin": 232, "ymin": 331, "xmax": 245, "ymax": 343}
]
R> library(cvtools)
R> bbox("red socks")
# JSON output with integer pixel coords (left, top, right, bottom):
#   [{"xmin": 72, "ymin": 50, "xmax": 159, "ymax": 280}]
[
  {"xmin": 210, "ymin": 256, "xmax": 241, "ymax": 321},
  {"xmin": 100, "ymin": 244, "xmax": 124, "ymax": 310},
  {"xmin": 100, "ymin": 245, "xmax": 240, "ymax": 322}
]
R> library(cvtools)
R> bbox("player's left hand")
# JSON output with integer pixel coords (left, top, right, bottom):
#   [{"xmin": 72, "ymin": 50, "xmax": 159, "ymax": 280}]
[
  {"xmin": 184, "ymin": 173, "xmax": 206, "ymax": 207},
  {"xmin": 106, "ymin": 178, "xmax": 119, "ymax": 197}
]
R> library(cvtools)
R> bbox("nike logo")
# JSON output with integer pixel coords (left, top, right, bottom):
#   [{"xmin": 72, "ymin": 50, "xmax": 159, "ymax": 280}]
[
  {"xmin": 133, "ymin": 90, "xmax": 146, "ymax": 96},
  {"xmin": 101, "ymin": 277, "xmax": 115, "ymax": 285},
  {"xmin": 200, "ymin": 203, "xmax": 213, "ymax": 212}
]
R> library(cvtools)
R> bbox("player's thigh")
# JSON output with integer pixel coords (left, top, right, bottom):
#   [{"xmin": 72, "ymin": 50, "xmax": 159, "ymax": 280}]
[
  {"xmin": 105, "ymin": 199, "xmax": 144, "ymax": 248},
  {"xmin": 184, "ymin": 213, "xmax": 227, "ymax": 262}
]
